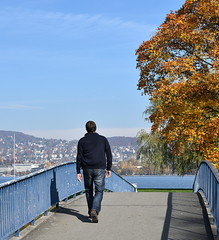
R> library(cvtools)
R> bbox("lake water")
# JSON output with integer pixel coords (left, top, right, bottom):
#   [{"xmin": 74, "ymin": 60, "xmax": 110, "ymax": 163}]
[
  {"xmin": 0, "ymin": 176, "xmax": 15, "ymax": 185},
  {"xmin": 0, "ymin": 175, "xmax": 196, "ymax": 189},
  {"xmin": 124, "ymin": 175, "xmax": 195, "ymax": 189}
]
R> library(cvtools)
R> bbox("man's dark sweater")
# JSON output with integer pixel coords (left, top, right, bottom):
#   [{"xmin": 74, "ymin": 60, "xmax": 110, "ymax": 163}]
[{"xmin": 76, "ymin": 132, "xmax": 112, "ymax": 174}]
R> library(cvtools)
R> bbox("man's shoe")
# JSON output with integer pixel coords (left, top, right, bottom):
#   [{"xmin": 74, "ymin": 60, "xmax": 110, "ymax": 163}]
[
  {"xmin": 88, "ymin": 210, "xmax": 91, "ymax": 218},
  {"xmin": 90, "ymin": 209, "xmax": 98, "ymax": 223}
]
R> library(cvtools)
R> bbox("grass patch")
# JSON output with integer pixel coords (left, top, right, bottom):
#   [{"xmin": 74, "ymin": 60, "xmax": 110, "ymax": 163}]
[{"xmin": 137, "ymin": 188, "xmax": 193, "ymax": 192}]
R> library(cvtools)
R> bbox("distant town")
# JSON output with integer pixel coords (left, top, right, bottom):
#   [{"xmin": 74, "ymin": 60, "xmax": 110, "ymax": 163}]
[{"xmin": 0, "ymin": 130, "xmax": 137, "ymax": 176}]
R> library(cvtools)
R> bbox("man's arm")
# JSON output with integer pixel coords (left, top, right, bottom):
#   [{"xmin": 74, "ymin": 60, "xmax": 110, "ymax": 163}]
[
  {"xmin": 105, "ymin": 138, "xmax": 112, "ymax": 172},
  {"xmin": 76, "ymin": 140, "xmax": 83, "ymax": 176}
]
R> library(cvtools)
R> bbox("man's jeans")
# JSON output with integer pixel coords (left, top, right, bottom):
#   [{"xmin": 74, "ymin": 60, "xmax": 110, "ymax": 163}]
[{"xmin": 83, "ymin": 168, "xmax": 105, "ymax": 214}]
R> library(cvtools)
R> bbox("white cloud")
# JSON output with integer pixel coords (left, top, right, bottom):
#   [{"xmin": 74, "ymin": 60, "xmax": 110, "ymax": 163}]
[{"xmin": 24, "ymin": 127, "xmax": 151, "ymax": 141}]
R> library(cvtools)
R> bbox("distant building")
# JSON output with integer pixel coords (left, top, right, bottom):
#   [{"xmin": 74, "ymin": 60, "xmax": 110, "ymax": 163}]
[
  {"xmin": 15, "ymin": 163, "xmax": 41, "ymax": 173},
  {"xmin": 0, "ymin": 164, "xmax": 40, "ymax": 175},
  {"xmin": 0, "ymin": 166, "xmax": 13, "ymax": 175}
]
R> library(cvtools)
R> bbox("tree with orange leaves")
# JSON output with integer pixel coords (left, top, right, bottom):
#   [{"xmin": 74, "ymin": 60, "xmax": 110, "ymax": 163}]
[{"xmin": 136, "ymin": 0, "xmax": 219, "ymax": 169}]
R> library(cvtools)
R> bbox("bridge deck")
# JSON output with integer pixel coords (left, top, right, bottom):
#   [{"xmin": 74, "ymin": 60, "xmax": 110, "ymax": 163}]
[{"xmin": 13, "ymin": 192, "xmax": 215, "ymax": 240}]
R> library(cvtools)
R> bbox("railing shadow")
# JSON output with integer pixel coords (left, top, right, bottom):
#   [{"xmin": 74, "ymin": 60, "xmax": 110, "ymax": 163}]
[
  {"xmin": 50, "ymin": 170, "xmax": 59, "ymax": 206},
  {"xmin": 161, "ymin": 192, "xmax": 214, "ymax": 240},
  {"xmin": 161, "ymin": 192, "xmax": 172, "ymax": 239}
]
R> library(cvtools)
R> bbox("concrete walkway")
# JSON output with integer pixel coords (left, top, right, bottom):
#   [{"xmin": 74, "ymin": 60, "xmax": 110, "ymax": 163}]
[{"xmin": 12, "ymin": 192, "xmax": 215, "ymax": 240}]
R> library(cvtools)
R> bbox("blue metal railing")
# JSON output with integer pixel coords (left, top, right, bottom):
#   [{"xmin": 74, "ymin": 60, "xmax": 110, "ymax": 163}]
[
  {"xmin": 0, "ymin": 162, "xmax": 135, "ymax": 240},
  {"xmin": 106, "ymin": 170, "xmax": 136, "ymax": 192},
  {"xmin": 193, "ymin": 160, "xmax": 219, "ymax": 235}
]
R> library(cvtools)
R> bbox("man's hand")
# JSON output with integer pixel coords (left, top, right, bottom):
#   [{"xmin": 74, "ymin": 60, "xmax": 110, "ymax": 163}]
[
  {"xmin": 105, "ymin": 170, "xmax": 111, "ymax": 178},
  {"xmin": 77, "ymin": 173, "xmax": 82, "ymax": 182}
]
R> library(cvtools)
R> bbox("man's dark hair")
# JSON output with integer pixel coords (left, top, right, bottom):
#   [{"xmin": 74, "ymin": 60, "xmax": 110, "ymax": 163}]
[{"xmin": 86, "ymin": 121, "xmax": 97, "ymax": 133}]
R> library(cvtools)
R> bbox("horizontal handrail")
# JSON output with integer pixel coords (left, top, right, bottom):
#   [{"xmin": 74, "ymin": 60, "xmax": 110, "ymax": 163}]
[
  {"xmin": 0, "ymin": 162, "xmax": 135, "ymax": 239},
  {"xmin": 193, "ymin": 160, "xmax": 219, "ymax": 235}
]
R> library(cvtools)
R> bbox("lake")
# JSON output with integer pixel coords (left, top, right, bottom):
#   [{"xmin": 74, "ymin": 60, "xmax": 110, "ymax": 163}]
[
  {"xmin": 124, "ymin": 175, "xmax": 195, "ymax": 189},
  {"xmin": 0, "ymin": 176, "xmax": 15, "ymax": 185},
  {"xmin": 0, "ymin": 175, "xmax": 196, "ymax": 189}
]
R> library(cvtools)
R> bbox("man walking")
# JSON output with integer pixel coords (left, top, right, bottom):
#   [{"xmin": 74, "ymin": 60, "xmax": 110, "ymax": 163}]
[{"xmin": 76, "ymin": 121, "xmax": 112, "ymax": 223}]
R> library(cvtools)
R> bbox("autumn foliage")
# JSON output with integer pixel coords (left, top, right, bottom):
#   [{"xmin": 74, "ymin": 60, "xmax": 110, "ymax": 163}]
[{"xmin": 136, "ymin": 0, "xmax": 219, "ymax": 168}]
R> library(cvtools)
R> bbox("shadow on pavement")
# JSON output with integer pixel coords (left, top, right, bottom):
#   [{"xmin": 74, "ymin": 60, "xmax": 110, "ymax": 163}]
[
  {"xmin": 161, "ymin": 192, "xmax": 214, "ymax": 240},
  {"xmin": 55, "ymin": 206, "xmax": 91, "ymax": 223}
]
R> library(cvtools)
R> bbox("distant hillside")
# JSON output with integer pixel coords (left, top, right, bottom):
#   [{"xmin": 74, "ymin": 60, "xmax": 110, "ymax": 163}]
[
  {"xmin": 108, "ymin": 136, "xmax": 137, "ymax": 147},
  {"xmin": 0, "ymin": 130, "xmax": 137, "ymax": 165},
  {"xmin": 0, "ymin": 130, "xmax": 37, "ymax": 140},
  {"xmin": 0, "ymin": 130, "xmax": 40, "ymax": 147},
  {"xmin": 0, "ymin": 130, "xmax": 137, "ymax": 166},
  {"xmin": 0, "ymin": 130, "xmax": 136, "ymax": 147}
]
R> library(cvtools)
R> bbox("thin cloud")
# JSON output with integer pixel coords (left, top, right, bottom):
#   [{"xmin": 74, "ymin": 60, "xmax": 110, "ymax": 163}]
[
  {"xmin": 0, "ymin": 7, "xmax": 154, "ymax": 37},
  {"xmin": 0, "ymin": 104, "xmax": 45, "ymax": 110},
  {"xmin": 33, "ymin": 10, "xmax": 151, "ymax": 31}
]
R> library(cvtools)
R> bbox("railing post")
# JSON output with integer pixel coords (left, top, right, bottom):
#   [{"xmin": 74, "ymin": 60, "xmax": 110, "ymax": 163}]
[
  {"xmin": 44, "ymin": 210, "xmax": 49, "ymax": 216},
  {"xmin": 14, "ymin": 230, "xmax": 20, "ymax": 237}
]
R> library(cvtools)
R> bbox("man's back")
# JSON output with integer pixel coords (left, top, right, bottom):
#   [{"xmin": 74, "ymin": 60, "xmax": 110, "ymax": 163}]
[{"xmin": 76, "ymin": 132, "xmax": 112, "ymax": 173}]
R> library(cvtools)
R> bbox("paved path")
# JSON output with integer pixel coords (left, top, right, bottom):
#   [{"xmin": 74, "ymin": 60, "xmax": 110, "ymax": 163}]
[{"xmin": 13, "ymin": 192, "xmax": 215, "ymax": 240}]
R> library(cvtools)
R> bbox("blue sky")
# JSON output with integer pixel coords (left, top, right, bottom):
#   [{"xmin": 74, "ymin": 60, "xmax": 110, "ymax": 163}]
[{"xmin": 0, "ymin": 0, "xmax": 185, "ymax": 140}]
